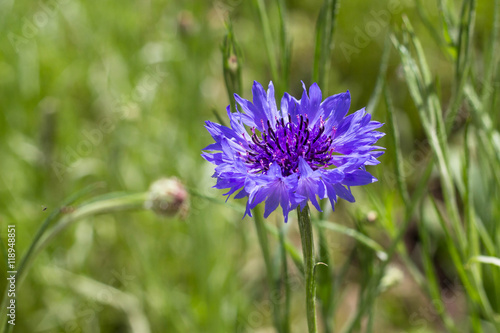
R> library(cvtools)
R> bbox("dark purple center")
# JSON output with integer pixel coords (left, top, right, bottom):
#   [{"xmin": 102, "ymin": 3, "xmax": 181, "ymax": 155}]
[{"xmin": 242, "ymin": 114, "xmax": 336, "ymax": 176}]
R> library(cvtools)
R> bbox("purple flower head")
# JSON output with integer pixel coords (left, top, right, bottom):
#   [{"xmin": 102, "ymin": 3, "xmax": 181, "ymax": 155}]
[{"xmin": 202, "ymin": 81, "xmax": 385, "ymax": 222}]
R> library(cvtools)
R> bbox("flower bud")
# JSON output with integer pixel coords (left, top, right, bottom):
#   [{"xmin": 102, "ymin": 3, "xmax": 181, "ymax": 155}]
[
  {"xmin": 145, "ymin": 177, "xmax": 189, "ymax": 218},
  {"xmin": 227, "ymin": 54, "xmax": 239, "ymax": 74}
]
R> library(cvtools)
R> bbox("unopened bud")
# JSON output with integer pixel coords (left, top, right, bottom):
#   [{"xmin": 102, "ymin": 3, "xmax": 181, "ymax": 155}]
[
  {"xmin": 227, "ymin": 54, "xmax": 238, "ymax": 73},
  {"xmin": 145, "ymin": 177, "xmax": 189, "ymax": 218}
]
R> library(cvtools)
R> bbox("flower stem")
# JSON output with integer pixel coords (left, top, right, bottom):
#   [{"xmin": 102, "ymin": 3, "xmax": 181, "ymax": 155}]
[{"xmin": 297, "ymin": 205, "xmax": 317, "ymax": 333}]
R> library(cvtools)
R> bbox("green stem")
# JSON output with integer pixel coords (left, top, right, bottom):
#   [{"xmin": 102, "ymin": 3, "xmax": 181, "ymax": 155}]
[{"xmin": 297, "ymin": 205, "xmax": 317, "ymax": 333}]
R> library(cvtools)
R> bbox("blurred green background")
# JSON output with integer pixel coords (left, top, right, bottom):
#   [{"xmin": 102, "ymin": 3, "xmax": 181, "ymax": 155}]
[{"xmin": 0, "ymin": 0, "xmax": 499, "ymax": 332}]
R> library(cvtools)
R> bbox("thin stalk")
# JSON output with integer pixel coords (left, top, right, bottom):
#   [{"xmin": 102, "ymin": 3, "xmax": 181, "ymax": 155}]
[
  {"xmin": 254, "ymin": 0, "xmax": 279, "ymax": 84},
  {"xmin": 276, "ymin": 0, "xmax": 291, "ymax": 93},
  {"xmin": 384, "ymin": 86, "xmax": 410, "ymax": 203},
  {"xmin": 297, "ymin": 205, "xmax": 317, "ymax": 333},
  {"xmin": 366, "ymin": 36, "xmax": 391, "ymax": 115},
  {"xmin": 481, "ymin": 0, "xmax": 499, "ymax": 108},
  {"xmin": 313, "ymin": 0, "xmax": 340, "ymax": 90}
]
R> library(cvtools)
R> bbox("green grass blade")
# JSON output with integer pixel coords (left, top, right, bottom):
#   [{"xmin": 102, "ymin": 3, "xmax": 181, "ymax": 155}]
[
  {"xmin": 366, "ymin": 35, "xmax": 391, "ymax": 114},
  {"xmin": 455, "ymin": 0, "xmax": 476, "ymax": 80},
  {"xmin": 254, "ymin": 0, "xmax": 279, "ymax": 85},
  {"xmin": 481, "ymin": 0, "xmax": 499, "ymax": 110},
  {"xmin": 384, "ymin": 86, "xmax": 410, "ymax": 203},
  {"xmin": 312, "ymin": 0, "xmax": 340, "ymax": 89},
  {"xmin": 415, "ymin": 0, "xmax": 447, "ymax": 51},
  {"xmin": 437, "ymin": 0, "xmax": 458, "ymax": 57},
  {"xmin": 276, "ymin": 0, "xmax": 291, "ymax": 93}
]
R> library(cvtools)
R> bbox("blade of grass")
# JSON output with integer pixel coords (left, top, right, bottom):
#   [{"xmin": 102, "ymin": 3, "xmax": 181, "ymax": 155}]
[
  {"xmin": 415, "ymin": 0, "xmax": 452, "ymax": 55},
  {"xmin": 443, "ymin": 0, "xmax": 475, "ymax": 131},
  {"xmin": 456, "ymin": 0, "xmax": 476, "ymax": 82},
  {"xmin": 366, "ymin": 35, "xmax": 391, "ymax": 114},
  {"xmin": 276, "ymin": 0, "xmax": 291, "ymax": 93},
  {"xmin": 384, "ymin": 86, "xmax": 409, "ymax": 203},
  {"xmin": 463, "ymin": 83, "xmax": 500, "ymax": 188},
  {"xmin": 437, "ymin": 0, "xmax": 458, "ymax": 58},
  {"xmin": 312, "ymin": 0, "xmax": 340, "ymax": 90},
  {"xmin": 254, "ymin": 0, "xmax": 279, "ymax": 85},
  {"xmin": 481, "ymin": 0, "xmax": 499, "ymax": 110},
  {"xmin": 463, "ymin": 123, "xmax": 480, "ymax": 260}
]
